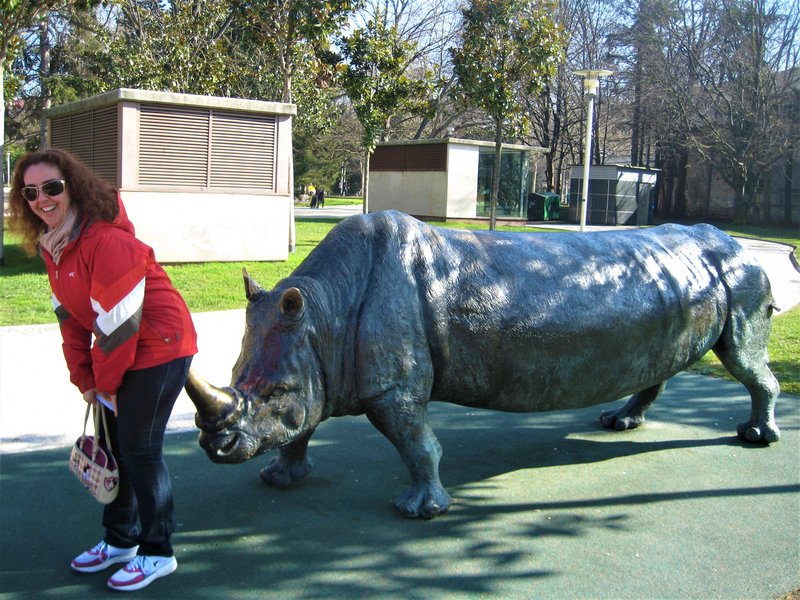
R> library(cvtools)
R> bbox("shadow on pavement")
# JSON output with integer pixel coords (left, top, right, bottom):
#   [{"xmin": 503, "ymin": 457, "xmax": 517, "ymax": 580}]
[{"xmin": 2, "ymin": 373, "xmax": 798, "ymax": 599}]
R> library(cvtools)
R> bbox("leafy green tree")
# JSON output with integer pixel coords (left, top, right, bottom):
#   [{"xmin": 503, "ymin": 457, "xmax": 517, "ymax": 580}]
[
  {"xmin": 335, "ymin": 14, "xmax": 434, "ymax": 212},
  {"xmin": 91, "ymin": 0, "xmax": 240, "ymax": 95},
  {"xmin": 241, "ymin": 0, "xmax": 359, "ymax": 104},
  {"xmin": 1, "ymin": 0, "xmax": 93, "ymax": 265},
  {"xmin": 450, "ymin": 0, "xmax": 564, "ymax": 229}
]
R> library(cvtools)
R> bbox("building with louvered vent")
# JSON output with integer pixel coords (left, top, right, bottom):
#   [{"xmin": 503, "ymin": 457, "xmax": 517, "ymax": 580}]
[
  {"xmin": 44, "ymin": 88, "xmax": 296, "ymax": 262},
  {"xmin": 369, "ymin": 138, "xmax": 548, "ymax": 221}
]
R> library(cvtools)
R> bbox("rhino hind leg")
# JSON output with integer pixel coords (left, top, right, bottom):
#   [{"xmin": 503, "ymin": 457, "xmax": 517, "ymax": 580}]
[
  {"xmin": 366, "ymin": 398, "xmax": 452, "ymax": 519},
  {"xmin": 712, "ymin": 307, "xmax": 780, "ymax": 444},
  {"xmin": 600, "ymin": 382, "xmax": 666, "ymax": 431},
  {"xmin": 260, "ymin": 431, "xmax": 314, "ymax": 488}
]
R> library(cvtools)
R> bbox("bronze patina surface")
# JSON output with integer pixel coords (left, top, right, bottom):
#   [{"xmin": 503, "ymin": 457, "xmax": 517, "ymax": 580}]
[{"xmin": 186, "ymin": 211, "xmax": 780, "ymax": 518}]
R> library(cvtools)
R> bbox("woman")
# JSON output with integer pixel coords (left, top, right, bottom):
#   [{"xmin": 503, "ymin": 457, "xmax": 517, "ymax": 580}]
[{"xmin": 8, "ymin": 149, "xmax": 198, "ymax": 592}]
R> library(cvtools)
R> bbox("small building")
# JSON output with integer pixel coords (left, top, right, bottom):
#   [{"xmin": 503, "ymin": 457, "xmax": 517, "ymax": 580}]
[
  {"xmin": 44, "ymin": 88, "xmax": 296, "ymax": 262},
  {"xmin": 568, "ymin": 165, "xmax": 659, "ymax": 226},
  {"xmin": 368, "ymin": 138, "xmax": 548, "ymax": 220}
]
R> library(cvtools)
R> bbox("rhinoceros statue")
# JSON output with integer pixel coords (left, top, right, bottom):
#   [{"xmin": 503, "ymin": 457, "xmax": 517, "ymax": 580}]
[{"xmin": 186, "ymin": 211, "xmax": 780, "ymax": 518}]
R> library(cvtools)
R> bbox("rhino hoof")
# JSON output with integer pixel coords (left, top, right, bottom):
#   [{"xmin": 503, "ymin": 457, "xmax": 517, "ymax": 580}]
[
  {"xmin": 599, "ymin": 409, "xmax": 644, "ymax": 431},
  {"xmin": 394, "ymin": 483, "xmax": 452, "ymax": 519},
  {"xmin": 260, "ymin": 456, "xmax": 313, "ymax": 488},
  {"xmin": 737, "ymin": 421, "xmax": 780, "ymax": 444}
]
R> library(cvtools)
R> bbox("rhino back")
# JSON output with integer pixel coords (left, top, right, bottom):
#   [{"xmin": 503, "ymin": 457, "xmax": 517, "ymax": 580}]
[{"xmin": 288, "ymin": 213, "xmax": 766, "ymax": 413}]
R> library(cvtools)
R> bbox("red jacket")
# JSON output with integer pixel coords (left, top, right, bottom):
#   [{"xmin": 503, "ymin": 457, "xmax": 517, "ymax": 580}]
[{"xmin": 42, "ymin": 198, "xmax": 198, "ymax": 395}]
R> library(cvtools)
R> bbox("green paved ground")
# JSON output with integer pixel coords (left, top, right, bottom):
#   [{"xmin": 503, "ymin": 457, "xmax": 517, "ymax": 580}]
[{"xmin": 1, "ymin": 373, "xmax": 798, "ymax": 599}]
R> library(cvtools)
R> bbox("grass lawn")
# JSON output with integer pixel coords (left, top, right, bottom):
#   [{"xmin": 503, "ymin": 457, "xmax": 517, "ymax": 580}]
[{"xmin": 2, "ymin": 214, "xmax": 798, "ymax": 395}]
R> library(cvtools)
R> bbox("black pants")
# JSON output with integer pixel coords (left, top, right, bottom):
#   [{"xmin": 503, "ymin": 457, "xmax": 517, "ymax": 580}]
[{"xmin": 101, "ymin": 355, "xmax": 192, "ymax": 557}]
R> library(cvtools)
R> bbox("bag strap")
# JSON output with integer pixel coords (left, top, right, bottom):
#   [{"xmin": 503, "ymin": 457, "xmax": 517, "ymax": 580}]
[
  {"xmin": 89, "ymin": 403, "xmax": 113, "ymax": 462},
  {"xmin": 82, "ymin": 403, "xmax": 91, "ymax": 437}
]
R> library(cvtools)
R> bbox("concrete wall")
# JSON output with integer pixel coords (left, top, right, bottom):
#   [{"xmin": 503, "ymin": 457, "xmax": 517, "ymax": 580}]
[{"xmin": 369, "ymin": 171, "xmax": 449, "ymax": 217}]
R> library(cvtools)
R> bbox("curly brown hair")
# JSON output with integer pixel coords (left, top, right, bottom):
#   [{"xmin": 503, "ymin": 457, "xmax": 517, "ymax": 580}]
[{"xmin": 8, "ymin": 148, "xmax": 119, "ymax": 255}]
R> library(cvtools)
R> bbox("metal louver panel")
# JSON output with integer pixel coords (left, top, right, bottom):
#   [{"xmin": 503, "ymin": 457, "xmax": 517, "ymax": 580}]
[
  {"xmin": 50, "ymin": 118, "xmax": 71, "ymax": 149},
  {"xmin": 370, "ymin": 146, "xmax": 406, "ymax": 171},
  {"xmin": 370, "ymin": 143, "xmax": 447, "ymax": 172},
  {"xmin": 48, "ymin": 107, "xmax": 119, "ymax": 186},
  {"xmin": 210, "ymin": 112, "xmax": 276, "ymax": 190},
  {"xmin": 68, "ymin": 112, "xmax": 94, "ymax": 167},
  {"xmin": 139, "ymin": 105, "xmax": 209, "ymax": 186},
  {"xmin": 405, "ymin": 143, "xmax": 447, "ymax": 171},
  {"xmin": 91, "ymin": 107, "xmax": 119, "ymax": 185}
]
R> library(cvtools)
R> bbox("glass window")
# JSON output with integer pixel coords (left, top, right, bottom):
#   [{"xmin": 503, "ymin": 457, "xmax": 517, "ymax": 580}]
[{"xmin": 476, "ymin": 150, "xmax": 531, "ymax": 218}]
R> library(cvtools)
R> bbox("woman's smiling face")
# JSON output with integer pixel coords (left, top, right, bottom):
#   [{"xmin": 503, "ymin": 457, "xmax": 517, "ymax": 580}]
[{"xmin": 23, "ymin": 162, "xmax": 73, "ymax": 230}]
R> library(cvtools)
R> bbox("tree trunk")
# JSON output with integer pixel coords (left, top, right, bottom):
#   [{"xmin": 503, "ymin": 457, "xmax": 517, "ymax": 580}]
[
  {"xmin": 734, "ymin": 182, "xmax": 746, "ymax": 224},
  {"xmin": 363, "ymin": 149, "xmax": 370, "ymax": 214},
  {"xmin": 547, "ymin": 90, "xmax": 561, "ymax": 192},
  {"xmin": 490, "ymin": 118, "xmax": 502, "ymax": 230},
  {"xmin": 1, "ymin": 64, "xmax": 5, "ymax": 266},
  {"xmin": 703, "ymin": 162, "xmax": 713, "ymax": 220},
  {"xmin": 662, "ymin": 174, "xmax": 674, "ymax": 218},
  {"xmin": 785, "ymin": 151, "xmax": 794, "ymax": 225},
  {"xmin": 658, "ymin": 151, "xmax": 674, "ymax": 218},
  {"xmin": 742, "ymin": 175, "xmax": 759, "ymax": 224},
  {"xmin": 39, "ymin": 18, "xmax": 51, "ymax": 149},
  {"xmin": 673, "ymin": 145, "xmax": 689, "ymax": 218},
  {"xmin": 630, "ymin": 72, "xmax": 641, "ymax": 166}
]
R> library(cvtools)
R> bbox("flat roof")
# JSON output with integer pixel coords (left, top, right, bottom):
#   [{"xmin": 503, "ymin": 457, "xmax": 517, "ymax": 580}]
[
  {"xmin": 44, "ymin": 88, "xmax": 297, "ymax": 118},
  {"xmin": 376, "ymin": 137, "xmax": 548, "ymax": 154},
  {"xmin": 570, "ymin": 164, "xmax": 661, "ymax": 174}
]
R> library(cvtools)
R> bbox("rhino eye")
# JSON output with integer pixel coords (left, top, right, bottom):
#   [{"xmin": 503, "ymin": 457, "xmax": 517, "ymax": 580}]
[{"xmin": 271, "ymin": 388, "xmax": 286, "ymax": 399}]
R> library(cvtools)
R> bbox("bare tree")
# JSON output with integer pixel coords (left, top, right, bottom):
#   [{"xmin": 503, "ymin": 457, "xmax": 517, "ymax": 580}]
[{"xmin": 659, "ymin": 0, "xmax": 800, "ymax": 222}]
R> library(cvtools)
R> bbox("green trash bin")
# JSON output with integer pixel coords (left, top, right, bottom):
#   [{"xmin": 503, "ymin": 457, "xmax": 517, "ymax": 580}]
[
  {"xmin": 543, "ymin": 193, "xmax": 560, "ymax": 220},
  {"xmin": 528, "ymin": 192, "xmax": 561, "ymax": 221}
]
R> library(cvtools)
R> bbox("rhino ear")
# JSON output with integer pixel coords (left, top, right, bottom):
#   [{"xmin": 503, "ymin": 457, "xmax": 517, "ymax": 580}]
[
  {"xmin": 242, "ymin": 268, "xmax": 265, "ymax": 302},
  {"xmin": 280, "ymin": 287, "xmax": 304, "ymax": 319}
]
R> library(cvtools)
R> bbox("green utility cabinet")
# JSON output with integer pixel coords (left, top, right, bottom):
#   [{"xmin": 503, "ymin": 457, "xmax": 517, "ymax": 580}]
[{"xmin": 527, "ymin": 192, "xmax": 561, "ymax": 221}]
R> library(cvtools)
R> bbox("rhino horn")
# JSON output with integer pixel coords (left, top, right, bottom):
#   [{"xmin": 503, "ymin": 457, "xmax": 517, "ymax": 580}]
[
  {"xmin": 185, "ymin": 368, "xmax": 238, "ymax": 422},
  {"xmin": 243, "ymin": 268, "xmax": 265, "ymax": 301}
]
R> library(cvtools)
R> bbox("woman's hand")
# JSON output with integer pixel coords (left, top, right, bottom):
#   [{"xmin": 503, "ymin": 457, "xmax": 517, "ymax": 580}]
[{"xmin": 82, "ymin": 389, "xmax": 118, "ymax": 416}]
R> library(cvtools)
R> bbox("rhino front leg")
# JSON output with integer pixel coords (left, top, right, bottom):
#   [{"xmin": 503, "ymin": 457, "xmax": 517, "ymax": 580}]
[
  {"xmin": 366, "ymin": 396, "xmax": 452, "ymax": 519},
  {"xmin": 600, "ymin": 382, "xmax": 666, "ymax": 431},
  {"xmin": 260, "ymin": 429, "xmax": 315, "ymax": 488}
]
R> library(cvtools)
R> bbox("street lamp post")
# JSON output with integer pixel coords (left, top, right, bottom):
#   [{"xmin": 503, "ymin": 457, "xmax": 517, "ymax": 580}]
[{"xmin": 573, "ymin": 69, "xmax": 612, "ymax": 232}]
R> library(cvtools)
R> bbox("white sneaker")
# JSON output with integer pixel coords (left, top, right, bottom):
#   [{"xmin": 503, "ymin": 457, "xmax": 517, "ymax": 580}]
[
  {"xmin": 107, "ymin": 554, "xmax": 177, "ymax": 591},
  {"xmin": 70, "ymin": 541, "xmax": 139, "ymax": 573}
]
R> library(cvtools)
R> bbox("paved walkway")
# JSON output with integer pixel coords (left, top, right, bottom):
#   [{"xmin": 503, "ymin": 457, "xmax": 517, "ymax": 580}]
[
  {"xmin": 1, "ymin": 206, "xmax": 798, "ymax": 598},
  {"xmin": 1, "ymin": 374, "xmax": 798, "ymax": 598}
]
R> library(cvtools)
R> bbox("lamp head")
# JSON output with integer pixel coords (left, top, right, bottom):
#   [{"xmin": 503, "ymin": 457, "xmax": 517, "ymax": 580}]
[{"xmin": 573, "ymin": 69, "xmax": 613, "ymax": 96}]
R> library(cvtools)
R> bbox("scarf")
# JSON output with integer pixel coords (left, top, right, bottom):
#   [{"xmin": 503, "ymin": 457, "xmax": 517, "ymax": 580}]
[{"xmin": 39, "ymin": 206, "xmax": 80, "ymax": 265}]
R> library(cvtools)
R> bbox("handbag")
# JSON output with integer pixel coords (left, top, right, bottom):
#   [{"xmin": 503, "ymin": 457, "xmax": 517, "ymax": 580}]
[{"xmin": 69, "ymin": 403, "xmax": 119, "ymax": 504}]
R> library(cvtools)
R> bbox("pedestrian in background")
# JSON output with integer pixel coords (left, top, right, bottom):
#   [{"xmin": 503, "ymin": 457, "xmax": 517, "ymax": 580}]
[{"xmin": 8, "ymin": 148, "xmax": 198, "ymax": 592}]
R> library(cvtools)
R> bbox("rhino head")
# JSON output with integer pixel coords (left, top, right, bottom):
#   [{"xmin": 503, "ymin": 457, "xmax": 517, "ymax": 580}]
[{"xmin": 186, "ymin": 269, "xmax": 325, "ymax": 463}]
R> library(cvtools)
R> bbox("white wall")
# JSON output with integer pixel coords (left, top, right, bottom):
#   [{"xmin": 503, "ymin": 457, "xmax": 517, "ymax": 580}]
[
  {"xmin": 122, "ymin": 191, "xmax": 290, "ymax": 262},
  {"xmin": 446, "ymin": 144, "xmax": 479, "ymax": 218}
]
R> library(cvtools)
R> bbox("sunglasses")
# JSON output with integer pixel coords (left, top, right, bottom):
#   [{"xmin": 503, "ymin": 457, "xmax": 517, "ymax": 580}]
[{"xmin": 21, "ymin": 179, "xmax": 66, "ymax": 202}]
